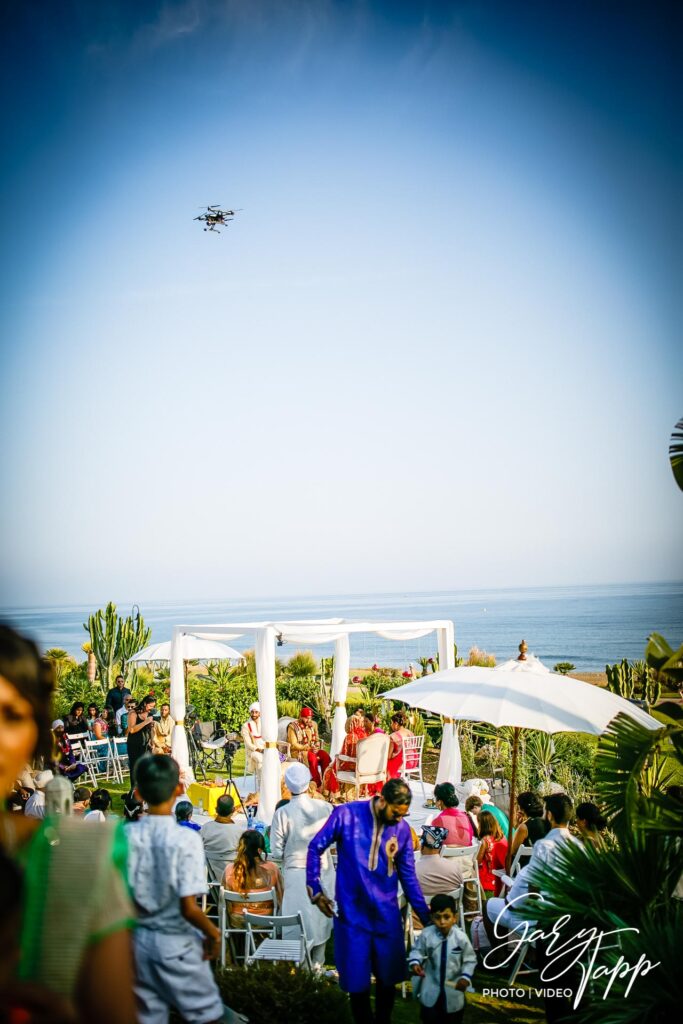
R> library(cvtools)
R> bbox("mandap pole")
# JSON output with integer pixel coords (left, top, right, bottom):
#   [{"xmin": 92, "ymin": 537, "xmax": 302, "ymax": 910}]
[{"xmin": 506, "ymin": 641, "xmax": 528, "ymax": 865}]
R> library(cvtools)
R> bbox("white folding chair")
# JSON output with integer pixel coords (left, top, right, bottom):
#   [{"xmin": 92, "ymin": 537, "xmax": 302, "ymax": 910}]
[
  {"xmin": 336, "ymin": 733, "xmax": 390, "ymax": 795},
  {"xmin": 68, "ymin": 732, "xmax": 90, "ymax": 758},
  {"xmin": 244, "ymin": 911, "xmax": 312, "ymax": 970},
  {"xmin": 111, "ymin": 737, "xmax": 130, "ymax": 781},
  {"xmin": 219, "ymin": 886, "xmax": 277, "ymax": 966},
  {"xmin": 442, "ymin": 846, "xmax": 484, "ymax": 921},
  {"xmin": 83, "ymin": 738, "xmax": 119, "ymax": 784},
  {"xmin": 67, "ymin": 733, "xmax": 98, "ymax": 786},
  {"xmin": 400, "ymin": 735, "xmax": 426, "ymax": 799},
  {"xmin": 509, "ymin": 844, "xmax": 533, "ymax": 878}
]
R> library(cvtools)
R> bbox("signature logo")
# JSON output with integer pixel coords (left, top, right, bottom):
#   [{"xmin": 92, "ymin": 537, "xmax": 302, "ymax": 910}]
[{"xmin": 482, "ymin": 893, "xmax": 660, "ymax": 1007}]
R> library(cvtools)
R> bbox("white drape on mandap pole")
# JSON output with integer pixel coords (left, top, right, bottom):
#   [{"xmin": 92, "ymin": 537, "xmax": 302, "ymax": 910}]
[
  {"xmin": 170, "ymin": 628, "xmax": 191, "ymax": 778},
  {"xmin": 255, "ymin": 627, "xmax": 280, "ymax": 823},
  {"xmin": 330, "ymin": 634, "xmax": 351, "ymax": 758},
  {"xmin": 435, "ymin": 622, "xmax": 462, "ymax": 784}
]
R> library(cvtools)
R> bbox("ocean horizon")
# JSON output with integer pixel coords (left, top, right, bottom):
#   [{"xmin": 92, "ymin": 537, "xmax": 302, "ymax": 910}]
[{"xmin": 2, "ymin": 580, "xmax": 682, "ymax": 673}]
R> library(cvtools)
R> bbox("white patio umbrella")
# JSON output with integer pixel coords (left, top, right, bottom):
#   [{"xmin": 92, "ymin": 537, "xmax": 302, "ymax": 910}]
[
  {"xmin": 382, "ymin": 646, "xmax": 661, "ymax": 844},
  {"xmin": 130, "ymin": 637, "xmax": 245, "ymax": 663}
]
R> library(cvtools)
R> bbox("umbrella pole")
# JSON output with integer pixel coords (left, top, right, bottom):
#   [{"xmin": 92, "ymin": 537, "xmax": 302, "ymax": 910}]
[{"xmin": 507, "ymin": 726, "xmax": 520, "ymax": 868}]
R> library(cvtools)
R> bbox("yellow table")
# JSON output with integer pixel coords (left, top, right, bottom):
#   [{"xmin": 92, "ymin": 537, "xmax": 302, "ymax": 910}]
[{"xmin": 186, "ymin": 781, "xmax": 240, "ymax": 816}]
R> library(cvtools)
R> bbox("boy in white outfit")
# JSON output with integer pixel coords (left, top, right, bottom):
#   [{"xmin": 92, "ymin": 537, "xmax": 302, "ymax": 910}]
[
  {"xmin": 408, "ymin": 893, "xmax": 477, "ymax": 1023},
  {"xmin": 127, "ymin": 754, "xmax": 225, "ymax": 1024}
]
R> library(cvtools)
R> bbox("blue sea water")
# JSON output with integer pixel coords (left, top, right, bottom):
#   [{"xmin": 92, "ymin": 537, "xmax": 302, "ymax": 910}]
[{"xmin": 1, "ymin": 582, "xmax": 682, "ymax": 672}]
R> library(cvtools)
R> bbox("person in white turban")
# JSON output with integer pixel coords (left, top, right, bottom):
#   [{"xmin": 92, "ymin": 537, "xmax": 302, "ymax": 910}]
[
  {"xmin": 270, "ymin": 762, "xmax": 335, "ymax": 966},
  {"xmin": 241, "ymin": 701, "xmax": 264, "ymax": 779},
  {"xmin": 24, "ymin": 770, "xmax": 54, "ymax": 819}
]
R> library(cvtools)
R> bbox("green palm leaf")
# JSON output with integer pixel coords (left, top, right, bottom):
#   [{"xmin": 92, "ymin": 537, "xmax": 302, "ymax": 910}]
[
  {"xmin": 669, "ymin": 416, "xmax": 683, "ymax": 491},
  {"xmin": 595, "ymin": 714, "xmax": 683, "ymax": 835}
]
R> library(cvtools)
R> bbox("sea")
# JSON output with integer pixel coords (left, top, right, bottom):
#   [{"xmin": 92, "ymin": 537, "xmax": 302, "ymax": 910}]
[{"xmin": 2, "ymin": 581, "xmax": 682, "ymax": 673}]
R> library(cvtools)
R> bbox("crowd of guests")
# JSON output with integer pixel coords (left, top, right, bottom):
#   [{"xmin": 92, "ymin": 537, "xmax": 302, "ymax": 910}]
[{"xmin": 1, "ymin": 622, "xmax": 623, "ymax": 1024}]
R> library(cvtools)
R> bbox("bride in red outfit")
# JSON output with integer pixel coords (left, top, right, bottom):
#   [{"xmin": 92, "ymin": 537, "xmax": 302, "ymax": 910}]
[{"xmin": 322, "ymin": 708, "xmax": 369, "ymax": 800}]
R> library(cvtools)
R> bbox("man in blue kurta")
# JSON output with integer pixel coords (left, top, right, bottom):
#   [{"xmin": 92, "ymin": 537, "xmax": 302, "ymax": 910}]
[{"xmin": 307, "ymin": 778, "xmax": 431, "ymax": 1024}]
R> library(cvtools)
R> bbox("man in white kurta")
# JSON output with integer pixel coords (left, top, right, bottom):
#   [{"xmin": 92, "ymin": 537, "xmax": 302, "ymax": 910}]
[
  {"xmin": 241, "ymin": 702, "xmax": 264, "ymax": 778},
  {"xmin": 270, "ymin": 762, "xmax": 335, "ymax": 966}
]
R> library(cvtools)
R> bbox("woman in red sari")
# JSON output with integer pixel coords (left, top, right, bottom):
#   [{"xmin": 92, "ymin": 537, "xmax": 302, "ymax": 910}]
[
  {"xmin": 322, "ymin": 709, "xmax": 369, "ymax": 799},
  {"xmin": 386, "ymin": 710, "xmax": 413, "ymax": 780}
]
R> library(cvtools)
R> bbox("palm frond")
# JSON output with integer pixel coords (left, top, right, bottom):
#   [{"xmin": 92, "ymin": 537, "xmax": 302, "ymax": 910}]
[
  {"xmin": 595, "ymin": 714, "xmax": 683, "ymax": 835},
  {"xmin": 669, "ymin": 416, "xmax": 683, "ymax": 491}
]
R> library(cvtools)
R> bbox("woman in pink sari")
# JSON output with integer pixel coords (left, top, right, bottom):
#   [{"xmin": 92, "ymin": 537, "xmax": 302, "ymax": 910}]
[
  {"xmin": 386, "ymin": 710, "xmax": 413, "ymax": 780},
  {"xmin": 322, "ymin": 709, "xmax": 369, "ymax": 799}
]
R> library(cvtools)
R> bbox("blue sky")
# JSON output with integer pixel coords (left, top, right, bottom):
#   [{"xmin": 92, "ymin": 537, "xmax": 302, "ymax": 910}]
[{"xmin": 1, "ymin": 0, "xmax": 681, "ymax": 607}]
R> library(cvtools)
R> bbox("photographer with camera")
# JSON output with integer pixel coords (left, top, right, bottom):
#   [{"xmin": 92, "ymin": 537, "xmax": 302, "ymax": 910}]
[{"xmin": 126, "ymin": 694, "xmax": 157, "ymax": 793}]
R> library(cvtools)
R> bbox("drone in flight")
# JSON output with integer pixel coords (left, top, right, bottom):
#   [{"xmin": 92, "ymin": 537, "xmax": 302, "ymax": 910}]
[{"xmin": 194, "ymin": 205, "xmax": 239, "ymax": 233}]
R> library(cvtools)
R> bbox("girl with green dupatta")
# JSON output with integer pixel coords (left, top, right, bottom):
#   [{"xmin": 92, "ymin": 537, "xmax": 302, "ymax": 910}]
[{"xmin": 0, "ymin": 625, "xmax": 136, "ymax": 1024}]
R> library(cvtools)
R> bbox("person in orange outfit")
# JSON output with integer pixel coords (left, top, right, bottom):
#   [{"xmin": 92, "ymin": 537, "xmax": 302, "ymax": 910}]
[{"xmin": 287, "ymin": 707, "xmax": 331, "ymax": 788}]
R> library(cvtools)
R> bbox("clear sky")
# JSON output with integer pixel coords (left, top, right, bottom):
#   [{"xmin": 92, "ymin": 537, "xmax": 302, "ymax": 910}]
[{"xmin": 1, "ymin": 0, "xmax": 681, "ymax": 608}]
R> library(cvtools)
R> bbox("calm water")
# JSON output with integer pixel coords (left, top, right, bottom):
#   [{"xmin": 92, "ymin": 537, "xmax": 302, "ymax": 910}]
[{"xmin": 2, "ymin": 582, "xmax": 682, "ymax": 672}]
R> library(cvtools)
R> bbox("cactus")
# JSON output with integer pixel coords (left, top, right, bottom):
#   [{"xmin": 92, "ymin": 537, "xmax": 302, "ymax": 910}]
[
  {"xmin": 117, "ymin": 606, "xmax": 151, "ymax": 677},
  {"xmin": 605, "ymin": 658, "xmax": 635, "ymax": 700},
  {"xmin": 85, "ymin": 603, "xmax": 119, "ymax": 693},
  {"xmin": 645, "ymin": 668, "xmax": 661, "ymax": 707}
]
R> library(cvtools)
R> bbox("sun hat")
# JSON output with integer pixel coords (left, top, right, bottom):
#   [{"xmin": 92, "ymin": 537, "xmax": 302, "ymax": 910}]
[{"xmin": 285, "ymin": 762, "xmax": 311, "ymax": 795}]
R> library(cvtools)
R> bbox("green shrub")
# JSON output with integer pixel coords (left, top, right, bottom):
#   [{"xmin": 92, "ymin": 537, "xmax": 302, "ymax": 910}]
[
  {"xmin": 283, "ymin": 650, "xmax": 318, "ymax": 677},
  {"xmin": 466, "ymin": 646, "xmax": 496, "ymax": 667},
  {"xmin": 277, "ymin": 700, "xmax": 300, "ymax": 719},
  {"xmin": 553, "ymin": 732, "xmax": 597, "ymax": 780},
  {"xmin": 275, "ymin": 678, "xmax": 319, "ymax": 706},
  {"xmin": 53, "ymin": 666, "xmax": 106, "ymax": 718},
  {"xmin": 187, "ymin": 676, "xmax": 258, "ymax": 732},
  {"xmin": 217, "ymin": 963, "xmax": 352, "ymax": 1024}
]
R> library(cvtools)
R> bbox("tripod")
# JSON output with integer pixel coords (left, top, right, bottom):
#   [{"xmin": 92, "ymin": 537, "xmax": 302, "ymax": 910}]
[{"xmin": 218, "ymin": 743, "xmax": 251, "ymax": 821}]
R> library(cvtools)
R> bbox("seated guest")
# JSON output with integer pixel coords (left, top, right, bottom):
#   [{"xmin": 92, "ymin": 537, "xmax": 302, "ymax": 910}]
[
  {"xmin": 64, "ymin": 701, "xmax": 88, "ymax": 738},
  {"xmin": 152, "ymin": 703, "xmax": 174, "ymax": 755},
  {"xmin": 175, "ymin": 800, "xmax": 201, "ymax": 832},
  {"xmin": 480, "ymin": 784, "xmax": 510, "ymax": 836},
  {"xmin": 84, "ymin": 789, "xmax": 111, "ymax": 823},
  {"xmin": 415, "ymin": 826, "xmax": 472, "ymax": 909},
  {"xmin": 431, "ymin": 783, "xmax": 475, "ymax": 846},
  {"xmin": 386, "ymin": 711, "xmax": 414, "ymax": 779},
  {"xmin": 116, "ymin": 695, "xmax": 136, "ymax": 737},
  {"xmin": 123, "ymin": 791, "xmax": 145, "ymax": 824},
  {"xmin": 200, "ymin": 794, "xmax": 243, "ymax": 882},
  {"xmin": 464, "ymin": 794, "xmax": 482, "ymax": 837},
  {"xmin": 24, "ymin": 770, "xmax": 53, "ymax": 818},
  {"xmin": 508, "ymin": 791, "xmax": 550, "ymax": 866},
  {"xmin": 87, "ymin": 704, "xmax": 99, "ymax": 732},
  {"xmin": 52, "ymin": 720, "xmax": 89, "ymax": 781},
  {"xmin": 322, "ymin": 709, "xmax": 369, "ymax": 799},
  {"xmin": 90, "ymin": 707, "xmax": 112, "ymax": 741},
  {"xmin": 73, "ymin": 786, "xmax": 92, "ymax": 815},
  {"xmin": 222, "ymin": 830, "xmax": 283, "ymax": 927},
  {"xmin": 575, "ymin": 801, "xmax": 607, "ymax": 846},
  {"xmin": 287, "ymin": 707, "xmax": 331, "ymax": 789},
  {"xmin": 241, "ymin": 702, "xmax": 265, "ymax": 777},
  {"xmin": 477, "ymin": 811, "xmax": 508, "ymax": 897}
]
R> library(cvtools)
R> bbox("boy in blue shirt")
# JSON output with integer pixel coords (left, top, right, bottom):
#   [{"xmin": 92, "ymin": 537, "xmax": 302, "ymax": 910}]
[
  {"xmin": 408, "ymin": 893, "xmax": 477, "ymax": 1023},
  {"xmin": 127, "ymin": 755, "xmax": 224, "ymax": 1024}
]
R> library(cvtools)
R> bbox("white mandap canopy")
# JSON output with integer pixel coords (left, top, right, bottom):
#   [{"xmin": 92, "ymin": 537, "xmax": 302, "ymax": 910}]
[{"xmin": 169, "ymin": 617, "xmax": 458, "ymax": 822}]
